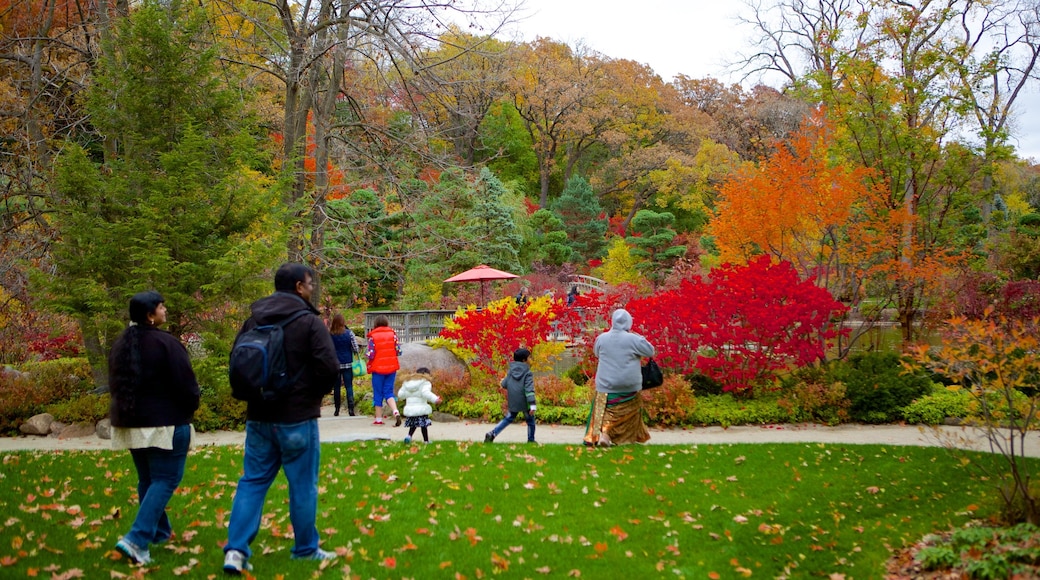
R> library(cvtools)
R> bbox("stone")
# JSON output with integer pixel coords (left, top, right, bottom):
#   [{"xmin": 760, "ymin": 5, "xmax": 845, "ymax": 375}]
[
  {"xmin": 96, "ymin": 418, "xmax": 112, "ymax": 439},
  {"xmin": 48, "ymin": 421, "xmax": 67, "ymax": 437},
  {"xmin": 58, "ymin": 422, "xmax": 97, "ymax": 439},
  {"xmin": 19, "ymin": 413, "xmax": 54, "ymax": 436},
  {"xmin": 398, "ymin": 343, "xmax": 467, "ymax": 375},
  {"xmin": 431, "ymin": 411, "xmax": 460, "ymax": 423}
]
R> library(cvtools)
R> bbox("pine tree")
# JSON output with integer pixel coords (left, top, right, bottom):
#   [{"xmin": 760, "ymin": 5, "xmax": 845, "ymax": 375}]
[
  {"xmin": 466, "ymin": 167, "xmax": 522, "ymax": 272},
  {"xmin": 551, "ymin": 175, "xmax": 607, "ymax": 263},
  {"xmin": 627, "ymin": 209, "xmax": 686, "ymax": 288},
  {"xmin": 44, "ymin": 0, "xmax": 280, "ymax": 383}
]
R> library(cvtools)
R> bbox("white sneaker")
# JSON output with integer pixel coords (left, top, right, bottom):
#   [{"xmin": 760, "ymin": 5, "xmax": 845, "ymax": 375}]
[
  {"xmin": 291, "ymin": 547, "xmax": 338, "ymax": 561},
  {"xmin": 223, "ymin": 549, "xmax": 252, "ymax": 574},
  {"xmin": 115, "ymin": 538, "xmax": 151, "ymax": 565}
]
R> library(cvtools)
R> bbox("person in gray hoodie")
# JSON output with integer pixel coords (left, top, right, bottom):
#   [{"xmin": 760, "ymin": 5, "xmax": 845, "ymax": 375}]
[
  {"xmin": 583, "ymin": 309, "xmax": 655, "ymax": 447},
  {"xmin": 484, "ymin": 348, "xmax": 537, "ymax": 443}
]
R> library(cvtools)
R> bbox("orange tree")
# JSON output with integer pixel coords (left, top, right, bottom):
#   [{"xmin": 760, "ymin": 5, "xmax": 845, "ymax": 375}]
[{"xmin": 909, "ymin": 309, "xmax": 1040, "ymax": 524}]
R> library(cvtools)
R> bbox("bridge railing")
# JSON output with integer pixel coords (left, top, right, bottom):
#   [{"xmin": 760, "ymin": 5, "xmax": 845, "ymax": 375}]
[
  {"xmin": 363, "ymin": 310, "xmax": 456, "ymax": 343},
  {"xmin": 568, "ymin": 274, "xmax": 607, "ymax": 295}
]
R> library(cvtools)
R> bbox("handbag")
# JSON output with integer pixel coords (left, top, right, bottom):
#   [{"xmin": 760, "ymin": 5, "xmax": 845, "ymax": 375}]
[
  {"xmin": 641, "ymin": 358, "xmax": 664, "ymax": 389},
  {"xmin": 351, "ymin": 357, "xmax": 367, "ymax": 376}
]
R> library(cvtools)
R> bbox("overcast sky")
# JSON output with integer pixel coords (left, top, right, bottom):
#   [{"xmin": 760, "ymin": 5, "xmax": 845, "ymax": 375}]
[{"xmin": 498, "ymin": 0, "xmax": 1040, "ymax": 163}]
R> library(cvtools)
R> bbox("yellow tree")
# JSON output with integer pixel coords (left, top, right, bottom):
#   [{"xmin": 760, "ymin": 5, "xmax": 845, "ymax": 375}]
[{"xmin": 510, "ymin": 38, "xmax": 605, "ymax": 207}]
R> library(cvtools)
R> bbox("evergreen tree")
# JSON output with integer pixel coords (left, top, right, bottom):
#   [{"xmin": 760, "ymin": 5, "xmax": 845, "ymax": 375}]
[
  {"xmin": 627, "ymin": 209, "xmax": 686, "ymax": 288},
  {"xmin": 551, "ymin": 175, "xmax": 608, "ymax": 263},
  {"xmin": 324, "ymin": 189, "xmax": 402, "ymax": 307},
  {"xmin": 43, "ymin": 0, "xmax": 280, "ymax": 383},
  {"xmin": 526, "ymin": 209, "xmax": 571, "ymax": 266},
  {"xmin": 466, "ymin": 167, "xmax": 522, "ymax": 272}
]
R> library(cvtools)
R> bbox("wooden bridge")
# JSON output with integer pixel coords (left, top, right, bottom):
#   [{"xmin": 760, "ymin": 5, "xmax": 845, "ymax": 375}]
[{"xmin": 362, "ymin": 276, "xmax": 609, "ymax": 344}]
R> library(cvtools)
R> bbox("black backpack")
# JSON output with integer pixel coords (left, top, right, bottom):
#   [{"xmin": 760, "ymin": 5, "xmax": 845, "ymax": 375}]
[{"xmin": 229, "ymin": 310, "xmax": 310, "ymax": 402}]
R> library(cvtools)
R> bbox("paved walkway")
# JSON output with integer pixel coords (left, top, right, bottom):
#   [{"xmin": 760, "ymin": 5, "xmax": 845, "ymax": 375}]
[{"xmin": 3, "ymin": 405, "xmax": 1039, "ymax": 456}]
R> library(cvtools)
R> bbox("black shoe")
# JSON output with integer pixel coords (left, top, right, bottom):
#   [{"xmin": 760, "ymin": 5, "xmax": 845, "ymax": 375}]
[
  {"xmin": 484, "ymin": 432, "xmax": 494, "ymax": 443},
  {"xmin": 348, "ymin": 406, "xmax": 356, "ymax": 416},
  {"xmin": 334, "ymin": 409, "xmax": 340, "ymax": 417}
]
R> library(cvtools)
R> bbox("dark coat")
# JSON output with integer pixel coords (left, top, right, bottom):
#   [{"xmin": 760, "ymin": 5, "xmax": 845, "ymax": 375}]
[
  {"xmin": 500, "ymin": 361, "xmax": 535, "ymax": 413},
  {"xmin": 108, "ymin": 326, "xmax": 200, "ymax": 428},
  {"xmin": 236, "ymin": 291, "xmax": 339, "ymax": 423}
]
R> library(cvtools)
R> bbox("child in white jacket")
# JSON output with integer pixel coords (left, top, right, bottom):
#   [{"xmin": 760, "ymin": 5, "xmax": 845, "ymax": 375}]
[{"xmin": 398, "ymin": 368, "xmax": 440, "ymax": 443}]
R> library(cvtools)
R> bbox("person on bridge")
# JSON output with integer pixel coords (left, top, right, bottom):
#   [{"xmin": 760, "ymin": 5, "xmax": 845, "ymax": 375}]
[{"xmin": 566, "ymin": 286, "xmax": 580, "ymax": 306}]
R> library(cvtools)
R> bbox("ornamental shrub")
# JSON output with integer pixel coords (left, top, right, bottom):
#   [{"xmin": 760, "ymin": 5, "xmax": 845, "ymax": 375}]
[
  {"xmin": 625, "ymin": 256, "xmax": 848, "ymax": 394},
  {"xmin": 831, "ymin": 352, "xmax": 934, "ymax": 424},
  {"xmin": 901, "ymin": 388, "xmax": 973, "ymax": 425},
  {"xmin": 0, "ymin": 357, "xmax": 94, "ymax": 434},
  {"xmin": 641, "ymin": 375, "xmax": 698, "ymax": 427},
  {"xmin": 434, "ymin": 295, "xmax": 568, "ymax": 377},
  {"xmin": 45, "ymin": 392, "xmax": 110, "ymax": 425},
  {"xmin": 776, "ymin": 365, "xmax": 849, "ymax": 425}
]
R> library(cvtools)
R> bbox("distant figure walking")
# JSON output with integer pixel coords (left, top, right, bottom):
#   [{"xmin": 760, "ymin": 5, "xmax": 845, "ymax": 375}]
[
  {"xmin": 366, "ymin": 315, "xmax": 402, "ymax": 426},
  {"xmin": 329, "ymin": 313, "xmax": 359, "ymax": 416},
  {"xmin": 485, "ymin": 348, "xmax": 537, "ymax": 444}
]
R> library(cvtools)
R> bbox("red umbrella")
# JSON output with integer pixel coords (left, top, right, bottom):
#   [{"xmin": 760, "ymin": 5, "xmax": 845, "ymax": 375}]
[{"xmin": 444, "ymin": 265, "xmax": 519, "ymax": 307}]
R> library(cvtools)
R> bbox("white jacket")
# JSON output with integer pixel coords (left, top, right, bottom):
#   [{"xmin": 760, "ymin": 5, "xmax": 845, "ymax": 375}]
[{"xmin": 398, "ymin": 374, "xmax": 439, "ymax": 417}]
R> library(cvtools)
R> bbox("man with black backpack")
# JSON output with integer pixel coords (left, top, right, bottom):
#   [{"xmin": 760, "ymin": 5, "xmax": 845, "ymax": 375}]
[{"xmin": 223, "ymin": 263, "xmax": 339, "ymax": 574}]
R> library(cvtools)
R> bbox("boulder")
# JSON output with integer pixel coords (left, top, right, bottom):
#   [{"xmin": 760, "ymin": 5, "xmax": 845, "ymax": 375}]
[
  {"xmin": 431, "ymin": 411, "xmax": 460, "ymax": 423},
  {"xmin": 398, "ymin": 343, "xmax": 467, "ymax": 375},
  {"xmin": 19, "ymin": 413, "xmax": 54, "ymax": 436},
  {"xmin": 48, "ymin": 421, "xmax": 67, "ymax": 437},
  {"xmin": 58, "ymin": 422, "xmax": 97, "ymax": 439},
  {"xmin": 96, "ymin": 418, "xmax": 112, "ymax": 439}
]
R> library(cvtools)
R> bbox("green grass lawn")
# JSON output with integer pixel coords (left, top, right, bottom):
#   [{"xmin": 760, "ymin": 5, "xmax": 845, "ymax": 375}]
[{"xmin": 0, "ymin": 441, "xmax": 1019, "ymax": 579}]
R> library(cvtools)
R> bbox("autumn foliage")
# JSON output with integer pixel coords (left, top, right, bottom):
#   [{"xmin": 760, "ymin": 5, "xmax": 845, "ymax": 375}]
[
  {"xmin": 711, "ymin": 109, "xmax": 872, "ymax": 275},
  {"xmin": 625, "ymin": 256, "xmax": 848, "ymax": 393},
  {"xmin": 434, "ymin": 295, "xmax": 567, "ymax": 377}
]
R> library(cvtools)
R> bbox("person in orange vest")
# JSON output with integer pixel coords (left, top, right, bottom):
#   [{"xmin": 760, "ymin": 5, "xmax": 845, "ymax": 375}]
[{"xmin": 366, "ymin": 315, "xmax": 403, "ymax": 425}]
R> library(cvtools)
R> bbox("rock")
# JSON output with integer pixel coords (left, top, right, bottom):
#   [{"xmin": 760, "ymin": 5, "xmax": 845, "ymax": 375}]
[
  {"xmin": 58, "ymin": 422, "xmax": 97, "ymax": 439},
  {"xmin": 19, "ymin": 413, "xmax": 54, "ymax": 436},
  {"xmin": 48, "ymin": 421, "xmax": 67, "ymax": 437},
  {"xmin": 398, "ymin": 343, "xmax": 467, "ymax": 375},
  {"xmin": 431, "ymin": 411, "xmax": 460, "ymax": 423},
  {"xmin": 96, "ymin": 418, "xmax": 112, "ymax": 439}
]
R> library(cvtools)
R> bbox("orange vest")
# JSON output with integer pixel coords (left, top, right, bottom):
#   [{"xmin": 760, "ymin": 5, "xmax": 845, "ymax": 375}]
[{"xmin": 367, "ymin": 326, "xmax": 400, "ymax": 374}]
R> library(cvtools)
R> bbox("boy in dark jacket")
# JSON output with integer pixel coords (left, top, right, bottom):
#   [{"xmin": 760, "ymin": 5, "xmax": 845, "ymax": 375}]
[{"xmin": 484, "ymin": 348, "xmax": 536, "ymax": 443}]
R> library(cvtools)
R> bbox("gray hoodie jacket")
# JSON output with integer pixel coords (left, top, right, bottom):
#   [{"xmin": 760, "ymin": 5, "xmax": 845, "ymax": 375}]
[{"xmin": 593, "ymin": 309, "xmax": 655, "ymax": 393}]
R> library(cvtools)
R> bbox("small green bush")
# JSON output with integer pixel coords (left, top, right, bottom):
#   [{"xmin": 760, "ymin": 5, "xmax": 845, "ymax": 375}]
[
  {"xmin": 689, "ymin": 395, "xmax": 790, "ymax": 427},
  {"xmin": 775, "ymin": 364, "xmax": 850, "ymax": 425},
  {"xmin": 831, "ymin": 352, "xmax": 933, "ymax": 424},
  {"xmin": 902, "ymin": 388, "xmax": 973, "ymax": 425},
  {"xmin": 194, "ymin": 383, "xmax": 247, "ymax": 432},
  {"xmin": 45, "ymin": 393, "xmax": 110, "ymax": 425}
]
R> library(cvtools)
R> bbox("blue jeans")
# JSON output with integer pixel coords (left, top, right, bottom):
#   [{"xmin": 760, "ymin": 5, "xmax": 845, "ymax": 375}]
[
  {"xmin": 225, "ymin": 419, "xmax": 322, "ymax": 558},
  {"xmin": 334, "ymin": 367, "xmax": 355, "ymax": 410},
  {"xmin": 371, "ymin": 372, "xmax": 396, "ymax": 408},
  {"xmin": 489, "ymin": 411, "xmax": 536, "ymax": 442},
  {"xmin": 125, "ymin": 424, "xmax": 191, "ymax": 548}
]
